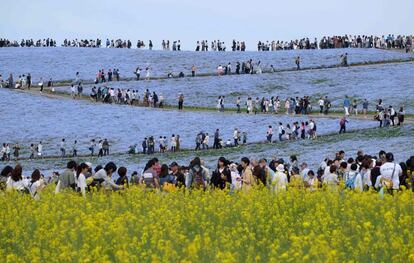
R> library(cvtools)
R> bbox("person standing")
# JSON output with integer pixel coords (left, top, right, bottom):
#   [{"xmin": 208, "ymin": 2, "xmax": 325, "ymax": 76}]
[
  {"xmin": 89, "ymin": 139, "xmax": 96, "ymax": 156},
  {"xmin": 389, "ymin": 106, "xmax": 396, "ymax": 126},
  {"xmin": 28, "ymin": 144, "xmax": 35, "ymax": 159},
  {"xmin": 343, "ymin": 96, "xmax": 350, "ymax": 116},
  {"xmin": 273, "ymin": 164, "xmax": 288, "ymax": 191},
  {"xmin": 186, "ymin": 157, "xmax": 207, "ymax": 190},
  {"xmin": 378, "ymin": 152, "xmax": 401, "ymax": 193},
  {"xmin": 318, "ymin": 97, "xmax": 324, "ymax": 115},
  {"xmin": 240, "ymin": 157, "xmax": 255, "ymax": 192},
  {"xmin": 13, "ymin": 143, "xmax": 20, "ymax": 160},
  {"xmin": 37, "ymin": 141, "xmax": 43, "ymax": 158},
  {"xmin": 233, "ymin": 128, "xmax": 239, "ymax": 146},
  {"xmin": 142, "ymin": 138, "xmax": 147, "ymax": 154},
  {"xmin": 236, "ymin": 97, "xmax": 241, "ymax": 113},
  {"xmin": 56, "ymin": 160, "xmax": 77, "ymax": 192},
  {"xmin": 72, "ymin": 141, "xmax": 78, "ymax": 157},
  {"xmin": 324, "ymin": 96, "xmax": 331, "ymax": 115},
  {"xmin": 191, "ymin": 65, "xmax": 196, "ymax": 77},
  {"xmin": 60, "ymin": 139, "xmax": 66, "ymax": 158},
  {"xmin": 362, "ymin": 99, "xmax": 369, "ymax": 118},
  {"xmin": 178, "ymin": 93, "xmax": 184, "ymax": 110},
  {"xmin": 278, "ymin": 123, "xmax": 284, "ymax": 141},
  {"xmin": 38, "ymin": 77, "xmax": 44, "ymax": 93},
  {"xmin": 213, "ymin": 129, "xmax": 220, "ymax": 149},
  {"xmin": 135, "ymin": 67, "xmax": 141, "ymax": 80},
  {"xmin": 397, "ymin": 107, "xmax": 405, "ymax": 126},
  {"xmin": 76, "ymin": 163, "xmax": 89, "ymax": 197},
  {"xmin": 102, "ymin": 139, "xmax": 109, "ymax": 156},
  {"xmin": 27, "ymin": 73, "xmax": 31, "ymax": 89},
  {"xmin": 202, "ymin": 133, "xmax": 209, "ymax": 149},
  {"xmin": 141, "ymin": 159, "xmax": 161, "ymax": 189},
  {"xmin": 295, "ymin": 56, "xmax": 301, "ymax": 70},
  {"xmin": 170, "ymin": 134, "xmax": 177, "ymax": 152}
]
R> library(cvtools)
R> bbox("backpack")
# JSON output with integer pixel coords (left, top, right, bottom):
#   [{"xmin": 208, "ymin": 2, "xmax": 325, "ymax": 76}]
[
  {"xmin": 345, "ymin": 173, "xmax": 356, "ymax": 189},
  {"xmin": 193, "ymin": 170, "xmax": 205, "ymax": 189},
  {"xmin": 142, "ymin": 172, "xmax": 155, "ymax": 188}
]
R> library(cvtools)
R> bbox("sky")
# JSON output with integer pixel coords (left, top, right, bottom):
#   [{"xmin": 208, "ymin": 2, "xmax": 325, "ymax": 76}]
[{"xmin": 1, "ymin": 0, "xmax": 413, "ymax": 50}]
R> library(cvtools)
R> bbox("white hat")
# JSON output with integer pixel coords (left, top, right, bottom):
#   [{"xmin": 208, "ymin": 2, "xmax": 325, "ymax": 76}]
[
  {"xmin": 276, "ymin": 164, "xmax": 285, "ymax": 172},
  {"xmin": 85, "ymin": 162, "xmax": 93, "ymax": 168}
]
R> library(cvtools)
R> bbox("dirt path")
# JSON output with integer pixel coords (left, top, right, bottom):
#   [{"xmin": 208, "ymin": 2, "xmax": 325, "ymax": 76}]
[
  {"xmin": 14, "ymin": 88, "xmax": 414, "ymax": 124},
  {"xmin": 50, "ymin": 58, "xmax": 414, "ymax": 87}
]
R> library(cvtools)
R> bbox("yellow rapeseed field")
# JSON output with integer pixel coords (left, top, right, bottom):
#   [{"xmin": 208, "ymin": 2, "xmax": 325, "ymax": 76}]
[{"xmin": 1, "ymin": 186, "xmax": 414, "ymax": 262}]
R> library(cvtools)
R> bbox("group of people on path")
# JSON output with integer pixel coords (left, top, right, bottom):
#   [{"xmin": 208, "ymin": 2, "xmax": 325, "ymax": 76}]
[
  {"xmin": 266, "ymin": 120, "xmax": 318, "ymax": 142},
  {"xmin": 0, "ymin": 38, "xmax": 56, "ymax": 48},
  {"xmin": 2, "ymin": 150, "xmax": 413, "ymax": 199},
  {"xmin": 2, "ymin": 35, "xmax": 412, "ymax": 52},
  {"xmin": 0, "ymin": 138, "xmax": 112, "ymax": 161},
  {"xmin": 89, "ymin": 87, "xmax": 165, "ymax": 107},
  {"xmin": 195, "ymin": 40, "xmax": 247, "ymax": 52},
  {"xmin": 257, "ymin": 35, "xmax": 413, "ymax": 52}
]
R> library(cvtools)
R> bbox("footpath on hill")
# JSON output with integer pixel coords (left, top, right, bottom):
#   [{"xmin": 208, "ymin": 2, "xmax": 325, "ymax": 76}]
[
  {"xmin": 13, "ymin": 87, "xmax": 414, "ymax": 124},
  {"xmin": 48, "ymin": 58, "xmax": 414, "ymax": 87}
]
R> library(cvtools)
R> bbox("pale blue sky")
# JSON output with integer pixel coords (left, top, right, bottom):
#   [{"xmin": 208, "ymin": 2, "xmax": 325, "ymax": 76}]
[{"xmin": 1, "ymin": 0, "xmax": 413, "ymax": 50}]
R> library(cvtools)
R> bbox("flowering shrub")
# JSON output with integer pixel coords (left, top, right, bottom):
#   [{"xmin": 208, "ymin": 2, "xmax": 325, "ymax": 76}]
[{"xmin": 1, "ymin": 187, "xmax": 413, "ymax": 262}]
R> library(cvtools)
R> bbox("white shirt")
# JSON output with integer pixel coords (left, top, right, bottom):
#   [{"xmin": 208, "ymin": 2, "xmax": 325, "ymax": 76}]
[
  {"xmin": 324, "ymin": 173, "xmax": 338, "ymax": 186},
  {"xmin": 319, "ymin": 99, "xmax": 324, "ymax": 106},
  {"xmin": 37, "ymin": 144, "xmax": 43, "ymax": 154},
  {"xmin": 30, "ymin": 179, "xmax": 44, "ymax": 199},
  {"xmin": 77, "ymin": 173, "xmax": 87, "ymax": 197},
  {"xmin": 6, "ymin": 177, "xmax": 29, "ymax": 191},
  {"xmin": 380, "ymin": 162, "xmax": 401, "ymax": 189},
  {"xmin": 170, "ymin": 137, "xmax": 177, "ymax": 147},
  {"xmin": 309, "ymin": 122, "xmax": 315, "ymax": 130},
  {"xmin": 233, "ymin": 130, "xmax": 238, "ymax": 139}
]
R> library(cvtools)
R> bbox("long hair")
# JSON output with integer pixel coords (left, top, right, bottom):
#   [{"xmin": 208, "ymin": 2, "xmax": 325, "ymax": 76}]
[
  {"xmin": 31, "ymin": 169, "xmax": 41, "ymax": 183},
  {"xmin": 11, "ymin": 165, "xmax": 23, "ymax": 182},
  {"xmin": 76, "ymin": 163, "xmax": 88, "ymax": 179}
]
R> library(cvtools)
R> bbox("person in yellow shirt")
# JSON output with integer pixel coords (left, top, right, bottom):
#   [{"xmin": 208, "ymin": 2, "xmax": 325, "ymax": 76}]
[
  {"xmin": 289, "ymin": 167, "xmax": 303, "ymax": 189},
  {"xmin": 240, "ymin": 157, "xmax": 255, "ymax": 191}
]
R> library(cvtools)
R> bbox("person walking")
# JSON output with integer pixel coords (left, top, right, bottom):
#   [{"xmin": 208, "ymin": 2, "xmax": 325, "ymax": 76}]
[
  {"xmin": 339, "ymin": 117, "xmax": 348, "ymax": 134},
  {"xmin": 267, "ymin": 125, "xmax": 273, "ymax": 143}
]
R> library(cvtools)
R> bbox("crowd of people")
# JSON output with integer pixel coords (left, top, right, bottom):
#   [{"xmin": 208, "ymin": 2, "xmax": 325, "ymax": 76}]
[
  {"xmin": 2, "ymin": 35, "xmax": 412, "ymax": 52},
  {"xmin": 1, "ymin": 150, "xmax": 413, "ymax": 199},
  {"xmin": 0, "ymin": 73, "xmax": 54, "ymax": 91},
  {"xmin": 88, "ymin": 87, "xmax": 165, "ymax": 107},
  {"xmin": 0, "ymin": 38, "xmax": 57, "ymax": 47},
  {"xmin": 194, "ymin": 40, "xmax": 247, "ymax": 51},
  {"xmin": 258, "ymin": 35, "xmax": 413, "ymax": 52},
  {"xmin": 1, "ymin": 117, "xmax": 320, "ymax": 161},
  {"xmin": 0, "ymin": 53, "xmax": 360, "ymax": 91},
  {"xmin": 0, "ymin": 138, "xmax": 113, "ymax": 161}
]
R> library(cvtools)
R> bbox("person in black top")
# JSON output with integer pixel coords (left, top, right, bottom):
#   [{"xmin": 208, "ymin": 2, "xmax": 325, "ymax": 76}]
[
  {"xmin": 211, "ymin": 157, "xmax": 231, "ymax": 189},
  {"xmin": 169, "ymin": 162, "xmax": 185, "ymax": 188}
]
